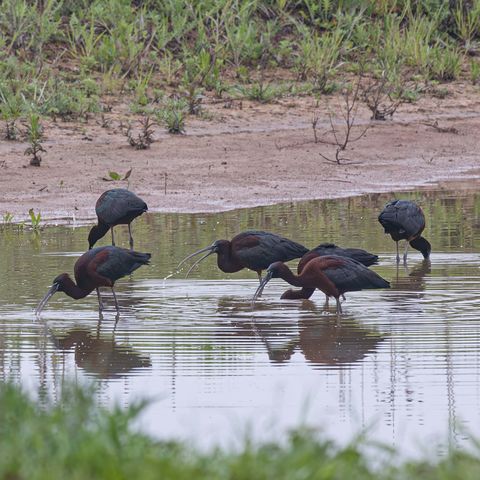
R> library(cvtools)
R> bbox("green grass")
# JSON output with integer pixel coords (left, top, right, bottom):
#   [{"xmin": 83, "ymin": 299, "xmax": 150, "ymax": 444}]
[
  {"xmin": 0, "ymin": 0, "xmax": 479, "ymax": 127},
  {"xmin": 1, "ymin": 382, "xmax": 480, "ymax": 480}
]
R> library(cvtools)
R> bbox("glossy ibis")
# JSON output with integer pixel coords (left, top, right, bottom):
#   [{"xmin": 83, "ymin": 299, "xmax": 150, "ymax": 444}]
[
  {"xmin": 252, "ymin": 255, "xmax": 390, "ymax": 314},
  {"xmin": 88, "ymin": 188, "xmax": 148, "ymax": 250},
  {"xmin": 378, "ymin": 200, "xmax": 431, "ymax": 263},
  {"xmin": 176, "ymin": 230, "xmax": 309, "ymax": 282},
  {"xmin": 281, "ymin": 243, "xmax": 378, "ymax": 300},
  {"xmin": 35, "ymin": 246, "xmax": 151, "ymax": 316}
]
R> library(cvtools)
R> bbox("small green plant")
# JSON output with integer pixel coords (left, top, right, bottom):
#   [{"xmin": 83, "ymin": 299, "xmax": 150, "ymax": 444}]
[
  {"xmin": 470, "ymin": 60, "xmax": 480, "ymax": 84},
  {"xmin": 429, "ymin": 46, "xmax": 463, "ymax": 81},
  {"xmin": 24, "ymin": 114, "xmax": 46, "ymax": 167},
  {"xmin": 28, "ymin": 208, "xmax": 41, "ymax": 230},
  {"xmin": 0, "ymin": 87, "xmax": 24, "ymax": 140},
  {"xmin": 156, "ymin": 99, "xmax": 187, "ymax": 134},
  {"xmin": 162, "ymin": 109, "xmax": 186, "ymax": 134},
  {"xmin": 235, "ymin": 80, "xmax": 280, "ymax": 103},
  {"xmin": 102, "ymin": 169, "xmax": 132, "ymax": 183},
  {"xmin": 2, "ymin": 212, "xmax": 14, "ymax": 224},
  {"xmin": 453, "ymin": 0, "xmax": 480, "ymax": 51}
]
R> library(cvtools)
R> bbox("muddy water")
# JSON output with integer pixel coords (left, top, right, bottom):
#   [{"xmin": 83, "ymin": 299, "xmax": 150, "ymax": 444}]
[{"xmin": 1, "ymin": 190, "xmax": 480, "ymax": 456}]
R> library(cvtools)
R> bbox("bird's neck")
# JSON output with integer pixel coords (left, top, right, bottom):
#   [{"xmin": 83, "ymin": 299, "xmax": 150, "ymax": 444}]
[
  {"xmin": 88, "ymin": 222, "xmax": 110, "ymax": 249},
  {"xmin": 217, "ymin": 247, "xmax": 243, "ymax": 273},
  {"xmin": 277, "ymin": 266, "xmax": 304, "ymax": 287},
  {"xmin": 61, "ymin": 276, "xmax": 91, "ymax": 300},
  {"xmin": 410, "ymin": 236, "xmax": 431, "ymax": 259}
]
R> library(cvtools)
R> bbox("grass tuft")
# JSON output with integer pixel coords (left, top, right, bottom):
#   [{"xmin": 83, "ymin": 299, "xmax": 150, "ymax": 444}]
[{"xmin": 2, "ymin": 382, "xmax": 480, "ymax": 480}]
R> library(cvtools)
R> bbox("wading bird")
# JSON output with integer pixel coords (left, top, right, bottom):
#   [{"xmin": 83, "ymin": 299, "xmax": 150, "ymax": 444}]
[
  {"xmin": 176, "ymin": 230, "xmax": 309, "ymax": 282},
  {"xmin": 378, "ymin": 200, "xmax": 431, "ymax": 263},
  {"xmin": 281, "ymin": 243, "xmax": 378, "ymax": 300},
  {"xmin": 35, "ymin": 246, "xmax": 151, "ymax": 316},
  {"xmin": 88, "ymin": 189, "xmax": 148, "ymax": 250},
  {"xmin": 252, "ymin": 255, "xmax": 390, "ymax": 314}
]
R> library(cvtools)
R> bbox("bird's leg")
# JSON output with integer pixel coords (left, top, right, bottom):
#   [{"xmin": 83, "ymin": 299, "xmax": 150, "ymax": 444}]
[
  {"xmin": 396, "ymin": 241, "xmax": 400, "ymax": 263},
  {"xmin": 335, "ymin": 297, "xmax": 343, "ymax": 315},
  {"xmin": 257, "ymin": 271, "xmax": 263, "ymax": 284},
  {"xmin": 128, "ymin": 224, "xmax": 134, "ymax": 250},
  {"xmin": 323, "ymin": 295, "xmax": 331, "ymax": 311},
  {"xmin": 111, "ymin": 288, "xmax": 119, "ymax": 313},
  {"xmin": 341, "ymin": 294, "xmax": 346, "ymax": 303},
  {"xmin": 113, "ymin": 312, "xmax": 120, "ymax": 332},
  {"xmin": 403, "ymin": 241, "xmax": 409, "ymax": 263},
  {"xmin": 111, "ymin": 227, "xmax": 115, "ymax": 246},
  {"xmin": 96, "ymin": 288, "xmax": 105, "ymax": 312},
  {"xmin": 96, "ymin": 312, "xmax": 103, "ymax": 338}
]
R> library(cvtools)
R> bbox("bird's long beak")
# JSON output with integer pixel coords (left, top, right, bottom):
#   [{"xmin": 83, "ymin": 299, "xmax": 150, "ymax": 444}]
[
  {"xmin": 35, "ymin": 283, "xmax": 59, "ymax": 316},
  {"xmin": 184, "ymin": 250, "xmax": 215, "ymax": 278},
  {"xmin": 175, "ymin": 245, "xmax": 215, "ymax": 273},
  {"xmin": 252, "ymin": 271, "xmax": 273, "ymax": 305}
]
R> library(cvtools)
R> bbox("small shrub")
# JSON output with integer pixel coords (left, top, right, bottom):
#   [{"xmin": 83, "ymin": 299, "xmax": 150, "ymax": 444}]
[
  {"xmin": 24, "ymin": 114, "xmax": 45, "ymax": 167},
  {"xmin": 125, "ymin": 116, "xmax": 155, "ymax": 149}
]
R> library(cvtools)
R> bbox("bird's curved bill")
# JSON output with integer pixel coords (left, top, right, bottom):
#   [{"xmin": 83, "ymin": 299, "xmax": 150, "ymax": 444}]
[
  {"xmin": 35, "ymin": 283, "xmax": 59, "ymax": 316},
  {"xmin": 184, "ymin": 250, "xmax": 215, "ymax": 278},
  {"xmin": 252, "ymin": 271, "xmax": 273, "ymax": 305},
  {"xmin": 175, "ymin": 245, "xmax": 214, "ymax": 273}
]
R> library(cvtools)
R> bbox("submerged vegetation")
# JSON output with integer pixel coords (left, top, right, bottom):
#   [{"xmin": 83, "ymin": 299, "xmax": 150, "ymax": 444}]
[
  {"xmin": 0, "ymin": 382, "xmax": 480, "ymax": 479},
  {"xmin": 1, "ymin": 0, "xmax": 480, "ymax": 138}
]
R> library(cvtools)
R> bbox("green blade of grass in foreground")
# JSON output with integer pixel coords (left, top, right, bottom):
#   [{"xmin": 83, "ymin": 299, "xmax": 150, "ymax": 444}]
[{"xmin": 1, "ymin": 383, "xmax": 480, "ymax": 480}]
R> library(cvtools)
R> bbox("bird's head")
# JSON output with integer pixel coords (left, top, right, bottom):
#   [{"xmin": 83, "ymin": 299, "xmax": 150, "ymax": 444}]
[
  {"xmin": 252, "ymin": 262, "xmax": 284, "ymax": 304},
  {"xmin": 35, "ymin": 273, "xmax": 69, "ymax": 316},
  {"xmin": 175, "ymin": 239, "xmax": 229, "ymax": 278},
  {"xmin": 88, "ymin": 224, "xmax": 110, "ymax": 250},
  {"xmin": 410, "ymin": 236, "xmax": 431, "ymax": 259}
]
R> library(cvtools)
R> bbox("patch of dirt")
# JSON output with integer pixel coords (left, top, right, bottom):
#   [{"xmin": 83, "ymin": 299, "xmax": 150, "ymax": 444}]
[{"xmin": 1, "ymin": 83, "xmax": 480, "ymax": 224}]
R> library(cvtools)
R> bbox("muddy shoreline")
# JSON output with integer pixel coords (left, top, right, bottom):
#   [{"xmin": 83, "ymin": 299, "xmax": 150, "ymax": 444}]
[{"xmin": 1, "ymin": 88, "xmax": 480, "ymax": 225}]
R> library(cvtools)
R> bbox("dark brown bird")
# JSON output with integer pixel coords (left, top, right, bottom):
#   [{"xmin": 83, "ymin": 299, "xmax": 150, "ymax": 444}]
[
  {"xmin": 378, "ymin": 200, "xmax": 431, "ymax": 263},
  {"xmin": 176, "ymin": 230, "xmax": 309, "ymax": 282},
  {"xmin": 252, "ymin": 255, "xmax": 390, "ymax": 314},
  {"xmin": 281, "ymin": 243, "xmax": 378, "ymax": 300},
  {"xmin": 88, "ymin": 188, "xmax": 148, "ymax": 250},
  {"xmin": 35, "ymin": 246, "xmax": 151, "ymax": 315}
]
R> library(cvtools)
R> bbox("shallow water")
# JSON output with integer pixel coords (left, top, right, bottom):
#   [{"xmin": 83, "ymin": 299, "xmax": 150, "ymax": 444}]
[{"xmin": 1, "ymin": 190, "xmax": 480, "ymax": 457}]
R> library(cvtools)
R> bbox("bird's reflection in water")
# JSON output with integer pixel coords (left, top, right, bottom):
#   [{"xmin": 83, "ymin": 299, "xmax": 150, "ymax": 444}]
[
  {"xmin": 216, "ymin": 297, "xmax": 384, "ymax": 367},
  {"xmin": 51, "ymin": 318, "xmax": 151, "ymax": 379},
  {"xmin": 298, "ymin": 310, "xmax": 384, "ymax": 367},
  {"xmin": 384, "ymin": 260, "xmax": 431, "ymax": 312},
  {"xmin": 390, "ymin": 259, "xmax": 431, "ymax": 292}
]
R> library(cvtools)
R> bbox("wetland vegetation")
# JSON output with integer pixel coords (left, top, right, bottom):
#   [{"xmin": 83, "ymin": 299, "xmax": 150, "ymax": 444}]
[
  {"xmin": 1, "ymin": 381, "xmax": 480, "ymax": 480},
  {"xmin": 1, "ymin": 0, "xmax": 480, "ymax": 135}
]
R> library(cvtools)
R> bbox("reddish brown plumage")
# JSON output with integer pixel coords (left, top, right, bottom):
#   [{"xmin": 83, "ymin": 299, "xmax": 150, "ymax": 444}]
[
  {"xmin": 176, "ymin": 230, "xmax": 308, "ymax": 281},
  {"xmin": 35, "ymin": 246, "xmax": 151, "ymax": 315},
  {"xmin": 253, "ymin": 255, "xmax": 390, "ymax": 313}
]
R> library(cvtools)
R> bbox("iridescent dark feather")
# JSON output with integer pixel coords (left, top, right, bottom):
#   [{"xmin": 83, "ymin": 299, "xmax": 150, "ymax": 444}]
[
  {"xmin": 232, "ymin": 230, "xmax": 309, "ymax": 271},
  {"xmin": 378, "ymin": 200, "xmax": 431, "ymax": 259},
  {"xmin": 308, "ymin": 243, "xmax": 378, "ymax": 267},
  {"xmin": 378, "ymin": 200, "xmax": 425, "ymax": 240},
  {"xmin": 317, "ymin": 256, "xmax": 389, "ymax": 294},
  {"xmin": 95, "ymin": 189, "xmax": 147, "ymax": 226},
  {"xmin": 74, "ymin": 246, "xmax": 150, "ymax": 290}
]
